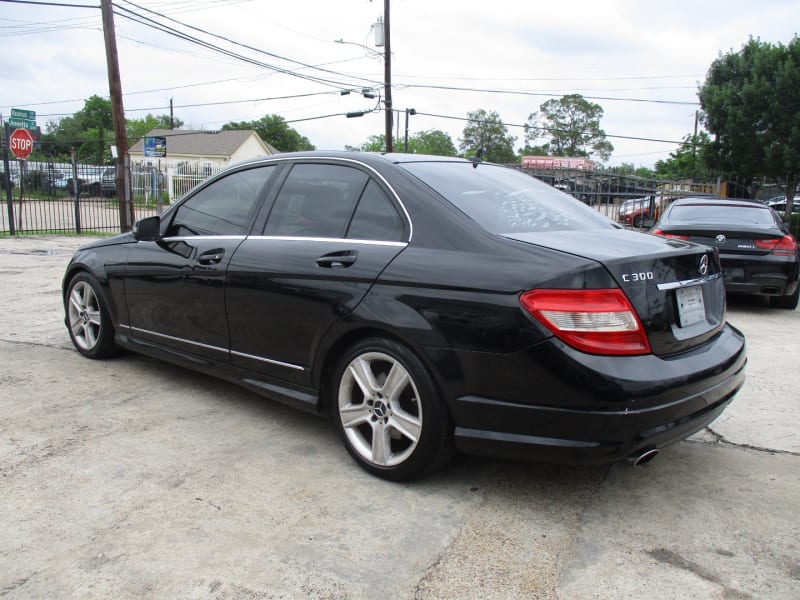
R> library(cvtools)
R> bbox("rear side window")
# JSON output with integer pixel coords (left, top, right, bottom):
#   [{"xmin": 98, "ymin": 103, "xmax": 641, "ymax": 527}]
[
  {"xmin": 347, "ymin": 180, "xmax": 405, "ymax": 242},
  {"xmin": 401, "ymin": 161, "xmax": 614, "ymax": 234},
  {"xmin": 168, "ymin": 166, "xmax": 273, "ymax": 236},
  {"xmin": 265, "ymin": 164, "xmax": 367, "ymax": 238}
]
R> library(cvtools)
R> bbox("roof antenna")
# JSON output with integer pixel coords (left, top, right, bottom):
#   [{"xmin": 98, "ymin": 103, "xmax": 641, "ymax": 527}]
[{"xmin": 469, "ymin": 148, "xmax": 483, "ymax": 168}]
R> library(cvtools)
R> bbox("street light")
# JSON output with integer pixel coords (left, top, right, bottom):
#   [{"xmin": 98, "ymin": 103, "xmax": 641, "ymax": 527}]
[{"xmin": 333, "ymin": 38, "xmax": 383, "ymax": 59}]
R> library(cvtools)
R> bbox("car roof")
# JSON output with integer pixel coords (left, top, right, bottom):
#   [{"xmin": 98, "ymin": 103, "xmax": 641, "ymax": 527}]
[{"xmin": 230, "ymin": 151, "xmax": 472, "ymax": 170}]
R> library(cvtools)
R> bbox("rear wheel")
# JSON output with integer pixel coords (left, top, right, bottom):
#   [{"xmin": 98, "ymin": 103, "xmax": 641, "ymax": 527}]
[
  {"xmin": 771, "ymin": 284, "xmax": 799, "ymax": 309},
  {"xmin": 331, "ymin": 338, "xmax": 454, "ymax": 481},
  {"xmin": 65, "ymin": 272, "xmax": 120, "ymax": 358}
]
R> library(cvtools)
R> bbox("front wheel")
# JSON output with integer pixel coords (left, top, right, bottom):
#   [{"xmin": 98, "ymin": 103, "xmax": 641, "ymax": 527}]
[
  {"xmin": 65, "ymin": 272, "xmax": 120, "ymax": 359},
  {"xmin": 331, "ymin": 338, "xmax": 454, "ymax": 481}
]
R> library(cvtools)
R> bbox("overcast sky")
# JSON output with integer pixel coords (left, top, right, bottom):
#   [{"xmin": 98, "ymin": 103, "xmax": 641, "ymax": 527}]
[{"xmin": 1, "ymin": 0, "xmax": 797, "ymax": 167}]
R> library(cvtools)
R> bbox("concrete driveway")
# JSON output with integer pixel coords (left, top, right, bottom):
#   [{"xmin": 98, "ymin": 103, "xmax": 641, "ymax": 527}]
[{"xmin": 0, "ymin": 236, "xmax": 798, "ymax": 599}]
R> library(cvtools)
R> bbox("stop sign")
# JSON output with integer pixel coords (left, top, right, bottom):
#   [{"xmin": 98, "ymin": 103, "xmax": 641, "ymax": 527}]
[{"xmin": 9, "ymin": 128, "xmax": 34, "ymax": 160}]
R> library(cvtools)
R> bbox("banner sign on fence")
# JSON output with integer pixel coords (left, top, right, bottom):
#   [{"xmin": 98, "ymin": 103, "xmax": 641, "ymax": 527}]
[{"xmin": 144, "ymin": 137, "xmax": 167, "ymax": 158}]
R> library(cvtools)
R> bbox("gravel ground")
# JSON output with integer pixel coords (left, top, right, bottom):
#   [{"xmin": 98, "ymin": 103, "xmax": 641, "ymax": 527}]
[{"xmin": 0, "ymin": 235, "xmax": 798, "ymax": 599}]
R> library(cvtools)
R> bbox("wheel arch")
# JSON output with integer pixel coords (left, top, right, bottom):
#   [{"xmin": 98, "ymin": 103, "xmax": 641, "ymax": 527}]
[
  {"xmin": 62, "ymin": 259, "xmax": 122, "ymax": 329},
  {"xmin": 312, "ymin": 323, "xmax": 460, "ymax": 419}
]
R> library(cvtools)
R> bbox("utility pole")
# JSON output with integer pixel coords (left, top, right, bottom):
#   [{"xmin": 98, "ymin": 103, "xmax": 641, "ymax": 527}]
[
  {"xmin": 101, "ymin": 0, "xmax": 133, "ymax": 232},
  {"xmin": 383, "ymin": 0, "xmax": 393, "ymax": 152}
]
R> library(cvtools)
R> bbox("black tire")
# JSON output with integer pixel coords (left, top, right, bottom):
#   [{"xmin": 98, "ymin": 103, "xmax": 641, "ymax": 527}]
[
  {"xmin": 633, "ymin": 215, "xmax": 643, "ymax": 228},
  {"xmin": 89, "ymin": 182, "xmax": 101, "ymax": 196},
  {"xmin": 330, "ymin": 338, "xmax": 455, "ymax": 481},
  {"xmin": 65, "ymin": 272, "xmax": 121, "ymax": 359},
  {"xmin": 771, "ymin": 284, "xmax": 799, "ymax": 309}
]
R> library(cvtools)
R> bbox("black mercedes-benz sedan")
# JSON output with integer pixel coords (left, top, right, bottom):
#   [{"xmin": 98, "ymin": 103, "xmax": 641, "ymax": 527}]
[
  {"xmin": 63, "ymin": 152, "xmax": 746, "ymax": 480},
  {"xmin": 651, "ymin": 197, "xmax": 799, "ymax": 309}
]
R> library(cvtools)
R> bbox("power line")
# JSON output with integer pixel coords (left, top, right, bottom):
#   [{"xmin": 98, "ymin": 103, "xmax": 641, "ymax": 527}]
[
  {"xmin": 112, "ymin": 1, "xmax": 380, "ymax": 91},
  {"xmin": 0, "ymin": 0, "xmax": 98, "ymax": 8},
  {"xmin": 400, "ymin": 83, "xmax": 700, "ymax": 106},
  {"xmin": 413, "ymin": 110, "xmax": 685, "ymax": 145},
  {"xmin": 118, "ymin": 0, "xmax": 381, "ymax": 88}
]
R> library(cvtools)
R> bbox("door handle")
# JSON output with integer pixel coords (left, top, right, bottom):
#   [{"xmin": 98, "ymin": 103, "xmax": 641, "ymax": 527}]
[
  {"xmin": 316, "ymin": 250, "xmax": 358, "ymax": 268},
  {"xmin": 197, "ymin": 249, "xmax": 225, "ymax": 265}
]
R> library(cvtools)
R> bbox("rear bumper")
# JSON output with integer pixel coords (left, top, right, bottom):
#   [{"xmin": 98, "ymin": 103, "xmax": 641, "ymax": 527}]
[
  {"xmin": 447, "ymin": 324, "xmax": 746, "ymax": 464},
  {"xmin": 721, "ymin": 253, "xmax": 799, "ymax": 296}
]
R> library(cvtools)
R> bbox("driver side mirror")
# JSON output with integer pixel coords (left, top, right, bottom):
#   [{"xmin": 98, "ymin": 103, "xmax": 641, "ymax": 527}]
[{"xmin": 133, "ymin": 215, "xmax": 161, "ymax": 242}]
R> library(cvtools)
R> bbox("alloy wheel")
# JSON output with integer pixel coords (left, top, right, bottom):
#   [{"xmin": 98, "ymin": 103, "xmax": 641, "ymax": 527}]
[{"xmin": 337, "ymin": 351, "xmax": 423, "ymax": 467}]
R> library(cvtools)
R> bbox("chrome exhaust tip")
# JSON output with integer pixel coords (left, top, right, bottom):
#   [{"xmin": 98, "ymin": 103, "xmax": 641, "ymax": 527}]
[{"xmin": 629, "ymin": 448, "xmax": 659, "ymax": 466}]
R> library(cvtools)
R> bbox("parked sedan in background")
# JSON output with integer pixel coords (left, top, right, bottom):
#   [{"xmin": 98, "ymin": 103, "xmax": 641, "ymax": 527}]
[
  {"xmin": 652, "ymin": 197, "xmax": 799, "ymax": 309},
  {"xmin": 616, "ymin": 196, "xmax": 670, "ymax": 227},
  {"xmin": 63, "ymin": 153, "xmax": 746, "ymax": 480},
  {"xmin": 765, "ymin": 195, "xmax": 800, "ymax": 214}
]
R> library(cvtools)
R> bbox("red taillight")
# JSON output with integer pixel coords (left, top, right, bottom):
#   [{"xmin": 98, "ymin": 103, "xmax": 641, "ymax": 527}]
[
  {"xmin": 651, "ymin": 228, "xmax": 689, "ymax": 241},
  {"xmin": 754, "ymin": 235, "xmax": 797, "ymax": 256},
  {"xmin": 519, "ymin": 289, "xmax": 651, "ymax": 356}
]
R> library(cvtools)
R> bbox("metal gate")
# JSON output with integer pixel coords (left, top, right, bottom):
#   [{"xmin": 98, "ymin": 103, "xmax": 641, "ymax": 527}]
[{"xmin": 1, "ymin": 160, "xmax": 163, "ymax": 235}]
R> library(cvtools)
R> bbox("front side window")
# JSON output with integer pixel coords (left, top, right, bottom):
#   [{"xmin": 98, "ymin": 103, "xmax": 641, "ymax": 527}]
[
  {"xmin": 168, "ymin": 165, "xmax": 274, "ymax": 236},
  {"xmin": 264, "ymin": 164, "xmax": 367, "ymax": 238}
]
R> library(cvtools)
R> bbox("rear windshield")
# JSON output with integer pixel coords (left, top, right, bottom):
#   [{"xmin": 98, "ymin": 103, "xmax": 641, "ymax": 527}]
[
  {"xmin": 668, "ymin": 204, "xmax": 776, "ymax": 225},
  {"xmin": 400, "ymin": 162, "xmax": 615, "ymax": 234}
]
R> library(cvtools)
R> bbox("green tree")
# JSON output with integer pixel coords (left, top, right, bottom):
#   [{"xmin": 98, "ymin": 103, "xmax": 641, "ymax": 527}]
[
  {"xmin": 222, "ymin": 114, "xmax": 315, "ymax": 152},
  {"xmin": 39, "ymin": 95, "xmax": 113, "ymax": 163},
  {"xmin": 357, "ymin": 134, "xmax": 388, "ymax": 152},
  {"xmin": 517, "ymin": 143, "xmax": 551, "ymax": 159},
  {"xmin": 81, "ymin": 95, "xmax": 114, "ymax": 164},
  {"xmin": 525, "ymin": 94, "xmax": 614, "ymax": 162},
  {"xmin": 354, "ymin": 130, "xmax": 457, "ymax": 156},
  {"xmin": 699, "ymin": 36, "xmax": 800, "ymax": 217},
  {"xmin": 610, "ymin": 162, "xmax": 655, "ymax": 179},
  {"xmin": 459, "ymin": 109, "xmax": 517, "ymax": 163},
  {"xmin": 408, "ymin": 129, "xmax": 457, "ymax": 156},
  {"xmin": 126, "ymin": 114, "xmax": 184, "ymax": 142},
  {"xmin": 653, "ymin": 132, "xmax": 712, "ymax": 180}
]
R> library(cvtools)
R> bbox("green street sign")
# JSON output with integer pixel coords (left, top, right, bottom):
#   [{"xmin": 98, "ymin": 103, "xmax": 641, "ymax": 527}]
[
  {"xmin": 8, "ymin": 117, "xmax": 36, "ymax": 130},
  {"xmin": 11, "ymin": 108, "xmax": 36, "ymax": 120}
]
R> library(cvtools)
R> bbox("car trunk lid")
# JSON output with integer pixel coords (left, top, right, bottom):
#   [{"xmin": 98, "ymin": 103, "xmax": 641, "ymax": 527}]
[{"xmin": 504, "ymin": 229, "xmax": 726, "ymax": 356}]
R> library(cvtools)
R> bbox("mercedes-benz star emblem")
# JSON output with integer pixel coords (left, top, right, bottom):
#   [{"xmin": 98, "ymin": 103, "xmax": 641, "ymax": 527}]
[{"xmin": 698, "ymin": 254, "xmax": 709, "ymax": 276}]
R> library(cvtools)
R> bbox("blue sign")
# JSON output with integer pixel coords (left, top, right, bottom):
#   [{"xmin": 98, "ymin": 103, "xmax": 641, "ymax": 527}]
[{"xmin": 144, "ymin": 136, "xmax": 167, "ymax": 158}]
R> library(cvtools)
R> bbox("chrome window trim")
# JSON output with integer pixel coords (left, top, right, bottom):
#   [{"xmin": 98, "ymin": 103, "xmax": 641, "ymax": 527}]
[
  {"xmin": 245, "ymin": 235, "xmax": 408, "ymax": 248},
  {"xmin": 159, "ymin": 235, "xmax": 247, "ymax": 243},
  {"xmin": 657, "ymin": 273, "xmax": 720, "ymax": 291},
  {"xmin": 128, "ymin": 327, "xmax": 305, "ymax": 372}
]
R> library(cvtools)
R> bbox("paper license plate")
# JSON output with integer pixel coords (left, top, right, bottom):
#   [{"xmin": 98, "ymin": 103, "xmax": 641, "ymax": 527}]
[{"xmin": 676, "ymin": 285, "xmax": 706, "ymax": 327}]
